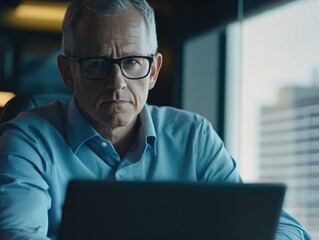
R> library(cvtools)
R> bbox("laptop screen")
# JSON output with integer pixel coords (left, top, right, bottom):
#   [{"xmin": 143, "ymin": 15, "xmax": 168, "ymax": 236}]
[{"xmin": 58, "ymin": 181, "xmax": 285, "ymax": 240}]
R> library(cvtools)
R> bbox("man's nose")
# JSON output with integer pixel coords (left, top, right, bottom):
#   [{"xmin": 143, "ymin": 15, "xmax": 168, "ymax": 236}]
[{"xmin": 104, "ymin": 64, "xmax": 127, "ymax": 91}]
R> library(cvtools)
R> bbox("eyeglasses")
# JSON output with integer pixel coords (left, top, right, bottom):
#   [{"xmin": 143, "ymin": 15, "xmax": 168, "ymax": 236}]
[{"xmin": 67, "ymin": 55, "xmax": 154, "ymax": 80}]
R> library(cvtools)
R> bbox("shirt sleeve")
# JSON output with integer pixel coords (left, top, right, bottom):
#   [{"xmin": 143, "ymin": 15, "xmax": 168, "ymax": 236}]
[
  {"xmin": 195, "ymin": 117, "xmax": 242, "ymax": 183},
  {"xmin": 0, "ymin": 124, "xmax": 51, "ymax": 240},
  {"xmin": 275, "ymin": 210, "xmax": 312, "ymax": 240}
]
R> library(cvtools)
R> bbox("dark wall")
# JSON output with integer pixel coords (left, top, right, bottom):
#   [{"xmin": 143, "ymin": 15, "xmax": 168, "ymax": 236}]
[{"xmin": 148, "ymin": 0, "xmax": 239, "ymax": 107}]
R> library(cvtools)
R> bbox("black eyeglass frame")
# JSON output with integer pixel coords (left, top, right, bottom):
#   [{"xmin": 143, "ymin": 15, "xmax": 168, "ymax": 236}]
[{"xmin": 67, "ymin": 55, "xmax": 155, "ymax": 80}]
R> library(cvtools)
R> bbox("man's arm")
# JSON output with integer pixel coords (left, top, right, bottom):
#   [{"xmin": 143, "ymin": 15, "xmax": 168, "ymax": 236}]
[
  {"xmin": 0, "ymin": 125, "xmax": 51, "ymax": 240},
  {"xmin": 276, "ymin": 210, "xmax": 312, "ymax": 240}
]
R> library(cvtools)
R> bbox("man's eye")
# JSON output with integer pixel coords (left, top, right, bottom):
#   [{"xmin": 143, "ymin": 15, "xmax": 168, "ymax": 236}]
[
  {"xmin": 88, "ymin": 60, "xmax": 105, "ymax": 69},
  {"xmin": 122, "ymin": 58, "xmax": 139, "ymax": 66}
]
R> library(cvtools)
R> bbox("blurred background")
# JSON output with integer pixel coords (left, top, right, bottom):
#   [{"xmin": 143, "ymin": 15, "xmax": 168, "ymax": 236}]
[{"xmin": 0, "ymin": 0, "xmax": 318, "ymax": 238}]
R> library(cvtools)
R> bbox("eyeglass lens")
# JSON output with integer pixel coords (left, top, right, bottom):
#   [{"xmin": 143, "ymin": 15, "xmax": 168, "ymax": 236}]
[{"xmin": 81, "ymin": 57, "xmax": 151, "ymax": 80}]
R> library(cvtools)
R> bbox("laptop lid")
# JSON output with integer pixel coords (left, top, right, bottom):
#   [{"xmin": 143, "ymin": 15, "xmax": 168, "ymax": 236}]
[{"xmin": 58, "ymin": 181, "xmax": 286, "ymax": 240}]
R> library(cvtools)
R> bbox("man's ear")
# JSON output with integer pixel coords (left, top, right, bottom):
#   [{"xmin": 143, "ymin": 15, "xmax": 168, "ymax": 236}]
[
  {"xmin": 149, "ymin": 53, "xmax": 163, "ymax": 90},
  {"xmin": 57, "ymin": 55, "xmax": 75, "ymax": 91}
]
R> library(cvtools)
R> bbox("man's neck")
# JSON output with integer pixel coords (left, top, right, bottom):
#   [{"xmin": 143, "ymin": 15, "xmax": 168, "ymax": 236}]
[{"xmin": 99, "ymin": 118, "xmax": 139, "ymax": 159}]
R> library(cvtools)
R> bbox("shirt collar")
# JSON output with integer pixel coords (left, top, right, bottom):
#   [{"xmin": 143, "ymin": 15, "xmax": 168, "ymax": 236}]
[
  {"xmin": 139, "ymin": 104, "xmax": 157, "ymax": 153},
  {"xmin": 66, "ymin": 98, "xmax": 157, "ymax": 154},
  {"xmin": 67, "ymin": 97, "xmax": 98, "ymax": 153}
]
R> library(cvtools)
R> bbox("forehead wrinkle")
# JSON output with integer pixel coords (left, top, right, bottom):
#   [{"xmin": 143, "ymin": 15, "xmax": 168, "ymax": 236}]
[
  {"xmin": 85, "ymin": 30, "xmax": 146, "ymax": 57},
  {"xmin": 100, "ymin": 37, "xmax": 145, "ymax": 56}
]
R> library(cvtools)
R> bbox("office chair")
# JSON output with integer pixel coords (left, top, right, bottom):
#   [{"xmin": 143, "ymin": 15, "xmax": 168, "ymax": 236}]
[{"xmin": 0, "ymin": 94, "xmax": 71, "ymax": 124}]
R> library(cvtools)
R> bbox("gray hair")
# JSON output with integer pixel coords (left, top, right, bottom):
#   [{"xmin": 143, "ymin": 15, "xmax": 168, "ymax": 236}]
[{"xmin": 62, "ymin": 0, "xmax": 158, "ymax": 56}]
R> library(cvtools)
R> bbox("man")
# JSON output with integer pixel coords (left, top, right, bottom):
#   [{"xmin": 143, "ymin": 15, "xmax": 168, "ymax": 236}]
[{"xmin": 0, "ymin": 0, "xmax": 311, "ymax": 239}]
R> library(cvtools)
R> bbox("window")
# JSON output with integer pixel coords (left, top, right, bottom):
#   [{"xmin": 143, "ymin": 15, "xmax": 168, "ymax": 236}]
[
  {"xmin": 183, "ymin": 30, "xmax": 222, "ymax": 130},
  {"xmin": 226, "ymin": 0, "xmax": 319, "ymax": 237}
]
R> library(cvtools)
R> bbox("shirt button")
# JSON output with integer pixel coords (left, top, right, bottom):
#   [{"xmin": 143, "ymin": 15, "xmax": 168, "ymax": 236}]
[{"xmin": 101, "ymin": 142, "xmax": 107, "ymax": 147}]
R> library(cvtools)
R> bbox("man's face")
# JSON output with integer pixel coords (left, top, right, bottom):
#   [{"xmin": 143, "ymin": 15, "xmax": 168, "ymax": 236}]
[{"xmin": 60, "ymin": 9, "xmax": 162, "ymax": 134}]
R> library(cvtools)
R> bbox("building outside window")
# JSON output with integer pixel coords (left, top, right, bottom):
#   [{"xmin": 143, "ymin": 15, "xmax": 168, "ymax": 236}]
[{"xmin": 225, "ymin": 0, "xmax": 319, "ymax": 238}]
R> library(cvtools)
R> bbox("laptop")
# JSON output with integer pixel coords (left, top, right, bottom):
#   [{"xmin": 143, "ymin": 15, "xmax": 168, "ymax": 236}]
[{"xmin": 58, "ymin": 180, "xmax": 286, "ymax": 240}]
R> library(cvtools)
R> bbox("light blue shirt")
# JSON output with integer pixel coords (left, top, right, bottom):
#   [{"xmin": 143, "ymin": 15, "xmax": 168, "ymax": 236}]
[{"xmin": 0, "ymin": 98, "xmax": 311, "ymax": 239}]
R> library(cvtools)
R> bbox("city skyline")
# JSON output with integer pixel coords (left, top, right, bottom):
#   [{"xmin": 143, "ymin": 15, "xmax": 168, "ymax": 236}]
[{"xmin": 237, "ymin": 0, "xmax": 319, "ymax": 180}]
